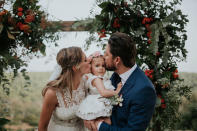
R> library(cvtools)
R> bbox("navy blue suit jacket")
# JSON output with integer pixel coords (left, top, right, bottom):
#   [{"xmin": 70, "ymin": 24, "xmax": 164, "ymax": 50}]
[{"xmin": 99, "ymin": 66, "xmax": 156, "ymax": 131}]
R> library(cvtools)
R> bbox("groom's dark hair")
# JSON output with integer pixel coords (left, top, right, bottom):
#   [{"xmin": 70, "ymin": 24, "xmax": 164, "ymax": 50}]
[{"xmin": 108, "ymin": 32, "xmax": 136, "ymax": 68}]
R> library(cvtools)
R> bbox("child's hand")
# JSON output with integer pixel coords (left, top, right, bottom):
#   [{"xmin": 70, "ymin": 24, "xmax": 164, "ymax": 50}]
[{"xmin": 115, "ymin": 82, "xmax": 122, "ymax": 94}]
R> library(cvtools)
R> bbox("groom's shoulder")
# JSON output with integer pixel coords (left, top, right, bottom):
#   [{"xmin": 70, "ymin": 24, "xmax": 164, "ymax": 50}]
[{"xmin": 133, "ymin": 67, "xmax": 154, "ymax": 88}]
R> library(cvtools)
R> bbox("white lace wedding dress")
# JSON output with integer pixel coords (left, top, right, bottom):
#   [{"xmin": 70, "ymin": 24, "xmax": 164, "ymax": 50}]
[{"xmin": 47, "ymin": 77, "xmax": 87, "ymax": 131}]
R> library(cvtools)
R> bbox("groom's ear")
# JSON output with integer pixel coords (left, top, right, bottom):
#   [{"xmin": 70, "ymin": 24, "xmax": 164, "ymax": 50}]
[{"xmin": 114, "ymin": 56, "xmax": 121, "ymax": 67}]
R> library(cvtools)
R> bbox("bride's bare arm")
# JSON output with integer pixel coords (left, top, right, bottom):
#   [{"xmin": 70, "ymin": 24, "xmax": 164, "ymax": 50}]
[
  {"xmin": 38, "ymin": 88, "xmax": 57, "ymax": 131},
  {"xmin": 92, "ymin": 78, "xmax": 122, "ymax": 97}
]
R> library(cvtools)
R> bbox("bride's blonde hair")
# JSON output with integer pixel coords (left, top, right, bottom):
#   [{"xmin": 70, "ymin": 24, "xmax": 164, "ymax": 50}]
[{"xmin": 42, "ymin": 46, "xmax": 83, "ymax": 96}]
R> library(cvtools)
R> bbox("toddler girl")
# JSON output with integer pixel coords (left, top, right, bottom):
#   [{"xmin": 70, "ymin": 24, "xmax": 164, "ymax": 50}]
[{"xmin": 76, "ymin": 51, "xmax": 122, "ymax": 120}]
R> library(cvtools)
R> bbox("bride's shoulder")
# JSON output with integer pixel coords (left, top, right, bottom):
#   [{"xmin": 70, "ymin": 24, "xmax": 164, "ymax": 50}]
[{"xmin": 44, "ymin": 87, "xmax": 58, "ymax": 104}]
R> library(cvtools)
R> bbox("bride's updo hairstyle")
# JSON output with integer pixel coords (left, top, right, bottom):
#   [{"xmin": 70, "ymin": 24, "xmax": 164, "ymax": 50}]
[{"xmin": 42, "ymin": 46, "xmax": 83, "ymax": 96}]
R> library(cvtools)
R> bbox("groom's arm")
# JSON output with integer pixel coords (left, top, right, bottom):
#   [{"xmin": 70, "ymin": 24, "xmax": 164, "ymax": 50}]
[{"xmin": 98, "ymin": 86, "xmax": 156, "ymax": 131}]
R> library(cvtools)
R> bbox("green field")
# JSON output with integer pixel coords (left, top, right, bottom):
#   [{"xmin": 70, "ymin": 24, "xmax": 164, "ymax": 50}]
[{"xmin": 0, "ymin": 72, "xmax": 197, "ymax": 130}]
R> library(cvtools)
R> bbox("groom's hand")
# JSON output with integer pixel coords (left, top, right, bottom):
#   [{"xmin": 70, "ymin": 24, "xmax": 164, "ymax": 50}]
[
  {"xmin": 95, "ymin": 117, "xmax": 111, "ymax": 129},
  {"xmin": 84, "ymin": 120, "xmax": 97, "ymax": 131},
  {"xmin": 102, "ymin": 117, "xmax": 111, "ymax": 125}
]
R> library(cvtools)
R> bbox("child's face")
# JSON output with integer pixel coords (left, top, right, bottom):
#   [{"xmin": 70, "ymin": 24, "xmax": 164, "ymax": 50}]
[{"xmin": 91, "ymin": 57, "xmax": 106, "ymax": 76}]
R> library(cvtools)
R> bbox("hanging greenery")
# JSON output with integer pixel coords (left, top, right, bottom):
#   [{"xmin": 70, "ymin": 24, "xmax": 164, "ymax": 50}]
[
  {"xmin": 85, "ymin": 0, "xmax": 192, "ymax": 130},
  {"xmin": 0, "ymin": 0, "xmax": 62, "ymax": 94}
]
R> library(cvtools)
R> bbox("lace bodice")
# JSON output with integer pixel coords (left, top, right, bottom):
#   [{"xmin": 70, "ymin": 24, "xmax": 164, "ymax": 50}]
[{"xmin": 48, "ymin": 76, "xmax": 87, "ymax": 129}]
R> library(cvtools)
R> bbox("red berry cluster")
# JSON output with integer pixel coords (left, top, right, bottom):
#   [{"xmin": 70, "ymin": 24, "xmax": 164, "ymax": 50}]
[
  {"xmin": 98, "ymin": 29, "xmax": 106, "ymax": 38},
  {"xmin": 172, "ymin": 69, "xmax": 179, "ymax": 79},
  {"xmin": 158, "ymin": 95, "xmax": 166, "ymax": 109},
  {"xmin": 113, "ymin": 18, "xmax": 120, "ymax": 28},
  {"xmin": 145, "ymin": 69, "xmax": 154, "ymax": 79},
  {"xmin": 142, "ymin": 17, "xmax": 153, "ymax": 44},
  {"xmin": 16, "ymin": 7, "xmax": 35, "ymax": 33}
]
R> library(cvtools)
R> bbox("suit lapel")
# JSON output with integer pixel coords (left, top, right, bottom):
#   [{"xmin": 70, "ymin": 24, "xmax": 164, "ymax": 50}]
[{"xmin": 119, "ymin": 66, "xmax": 139, "ymax": 95}]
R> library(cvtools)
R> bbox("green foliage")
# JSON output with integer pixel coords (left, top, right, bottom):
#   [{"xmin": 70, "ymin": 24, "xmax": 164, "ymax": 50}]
[
  {"xmin": 0, "ymin": 118, "xmax": 10, "ymax": 131},
  {"xmin": 0, "ymin": 72, "xmax": 50, "ymax": 129},
  {"xmin": 85, "ymin": 0, "xmax": 192, "ymax": 130},
  {"xmin": 0, "ymin": 0, "xmax": 61, "ymax": 93}
]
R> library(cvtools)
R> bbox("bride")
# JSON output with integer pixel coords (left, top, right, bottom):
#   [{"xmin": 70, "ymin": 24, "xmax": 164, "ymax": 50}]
[{"xmin": 38, "ymin": 47, "xmax": 91, "ymax": 131}]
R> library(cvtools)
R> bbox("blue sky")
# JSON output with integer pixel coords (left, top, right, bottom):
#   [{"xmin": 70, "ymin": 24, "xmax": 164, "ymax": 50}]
[{"xmin": 27, "ymin": 0, "xmax": 197, "ymax": 72}]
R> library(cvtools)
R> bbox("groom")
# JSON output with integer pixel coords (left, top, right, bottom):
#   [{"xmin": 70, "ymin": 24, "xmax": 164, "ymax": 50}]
[{"xmin": 84, "ymin": 32, "xmax": 156, "ymax": 131}]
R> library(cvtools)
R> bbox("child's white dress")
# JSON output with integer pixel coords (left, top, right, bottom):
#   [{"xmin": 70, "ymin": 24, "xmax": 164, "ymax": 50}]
[{"xmin": 76, "ymin": 74, "xmax": 114, "ymax": 120}]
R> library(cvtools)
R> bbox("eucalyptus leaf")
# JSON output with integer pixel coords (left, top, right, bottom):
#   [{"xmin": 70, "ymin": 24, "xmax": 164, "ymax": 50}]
[
  {"xmin": 162, "ymin": 45, "xmax": 170, "ymax": 67},
  {"xmin": 156, "ymin": 97, "xmax": 161, "ymax": 107},
  {"xmin": 149, "ymin": 23, "xmax": 159, "ymax": 55}
]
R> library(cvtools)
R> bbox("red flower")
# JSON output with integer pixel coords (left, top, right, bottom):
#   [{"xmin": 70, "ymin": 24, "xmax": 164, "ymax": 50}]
[
  {"xmin": 113, "ymin": 18, "xmax": 120, "ymax": 28},
  {"xmin": 145, "ymin": 69, "xmax": 154, "ymax": 79},
  {"xmin": 161, "ymin": 99, "xmax": 165, "ymax": 103},
  {"xmin": 20, "ymin": 24, "xmax": 30, "ymax": 31},
  {"xmin": 172, "ymin": 69, "xmax": 179, "ymax": 79},
  {"xmin": 98, "ymin": 29, "xmax": 106, "ymax": 38},
  {"xmin": 147, "ymin": 31, "xmax": 152, "ymax": 38},
  {"xmin": 18, "ymin": 7, "xmax": 23, "ymax": 12},
  {"xmin": 145, "ymin": 24, "xmax": 150, "ymax": 31},
  {"xmin": 156, "ymin": 52, "xmax": 160, "ymax": 56},
  {"xmin": 161, "ymin": 104, "xmax": 166, "ymax": 109},
  {"xmin": 149, "ymin": 75, "xmax": 153, "ymax": 79},
  {"xmin": 0, "ymin": 11, "xmax": 5, "ymax": 16},
  {"xmin": 142, "ymin": 17, "xmax": 153, "ymax": 24},
  {"xmin": 17, "ymin": 12, "xmax": 23, "ymax": 17},
  {"xmin": 101, "ymin": 29, "xmax": 105, "ymax": 33},
  {"xmin": 148, "ymin": 39, "xmax": 152, "ymax": 44},
  {"xmin": 16, "ymin": 22, "xmax": 23, "ymax": 28},
  {"xmin": 25, "ymin": 15, "xmax": 35, "ymax": 23},
  {"xmin": 173, "ymin": 73, "xmax": 179, "ymax": 79}
]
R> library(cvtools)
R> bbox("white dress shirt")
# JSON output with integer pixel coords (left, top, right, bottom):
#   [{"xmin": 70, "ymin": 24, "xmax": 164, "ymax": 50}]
[
  {"xmin": 97, "ymin": 64, "xmax": 137, "ymax": 130},
  {"xmin": 119, "ymin": 64, "xmax": 137, "ymax": 86}
]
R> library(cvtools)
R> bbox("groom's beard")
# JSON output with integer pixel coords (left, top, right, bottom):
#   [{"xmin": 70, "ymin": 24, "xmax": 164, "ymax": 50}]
[{"xmin": 105, "ymin": 64, "xmax": 116, "ymax": 71}]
